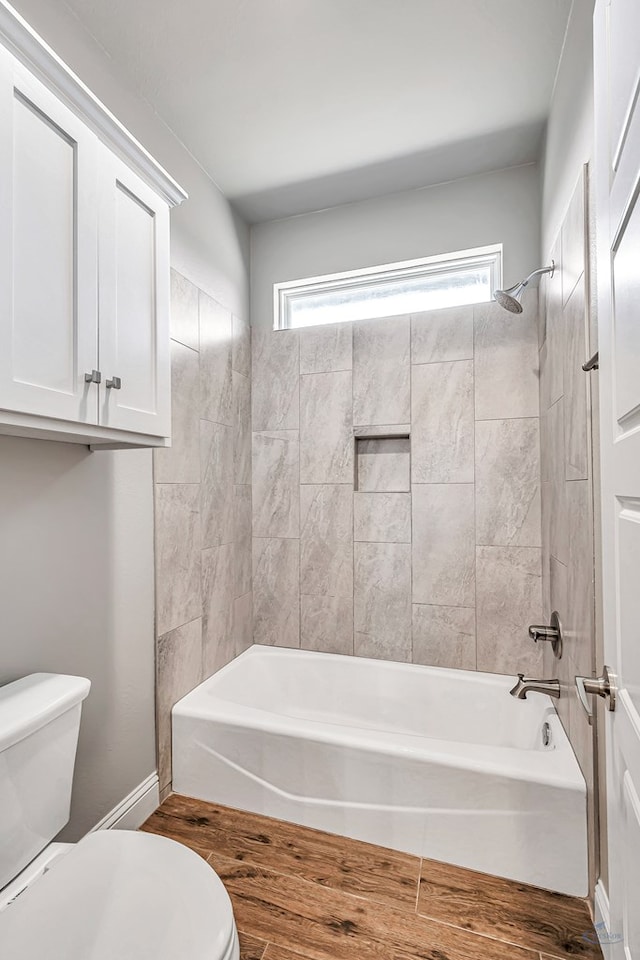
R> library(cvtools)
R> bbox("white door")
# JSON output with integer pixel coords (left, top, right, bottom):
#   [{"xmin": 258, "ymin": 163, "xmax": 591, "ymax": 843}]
[
  {"xmin": 594, "ymin": 0, "xmax": 640, "ymax": 956},
  {"xmin": 0, "ymin": 49, "xmax": 99, "ymax": 423},
  {"xmin": 97, "ymin": 150, "xmax": 170, "ymax": 437}
]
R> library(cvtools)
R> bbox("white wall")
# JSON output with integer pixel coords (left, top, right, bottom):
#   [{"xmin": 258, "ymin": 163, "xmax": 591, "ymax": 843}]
[
  {"xmin": 0, "ymin": 441, "xmax": 155, "ymax": 839},
  {"xmin": 250, "ymin": 163, "xmax": 541, "ymax": 329},
  {"xmin": 0, "ymin": 0, "xmax": 249, "ymax": 838},
  {"xmin": 541, "ymin": 0, "xmax": 595, "ymax": 257}
]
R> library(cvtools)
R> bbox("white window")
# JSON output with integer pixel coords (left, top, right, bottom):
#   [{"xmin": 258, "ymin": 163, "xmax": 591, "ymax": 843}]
[{"xmin": 274, "ymin": 244, "xmax": 502, "ymax": 330}]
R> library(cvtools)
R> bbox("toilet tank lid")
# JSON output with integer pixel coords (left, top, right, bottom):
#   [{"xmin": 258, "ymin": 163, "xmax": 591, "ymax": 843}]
[{"xmin": 0, "ymin": 673, "xmax": 91, "ymax": 752}]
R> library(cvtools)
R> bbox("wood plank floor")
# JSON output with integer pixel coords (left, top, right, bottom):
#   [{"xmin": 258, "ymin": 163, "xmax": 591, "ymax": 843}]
[{"xmin": 141, "ymin": 795, "xmax": 602, "ymax": 960}]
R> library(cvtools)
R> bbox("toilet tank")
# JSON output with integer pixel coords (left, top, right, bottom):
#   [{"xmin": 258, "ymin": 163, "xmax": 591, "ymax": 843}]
[{"xmin": 0, "ymin": 673, "xmax": 91, "ymax": 890}]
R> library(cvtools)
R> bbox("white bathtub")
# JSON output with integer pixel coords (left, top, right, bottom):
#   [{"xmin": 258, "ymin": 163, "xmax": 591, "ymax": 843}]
[{"xmin": 172, "ymin": 645, "xmax": 587, "ymax": 896}]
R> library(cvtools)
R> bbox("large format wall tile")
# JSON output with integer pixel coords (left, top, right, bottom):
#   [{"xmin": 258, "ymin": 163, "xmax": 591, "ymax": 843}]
[
  {"xmin": 300, "ymin": 371, "xmax": 353, "ymax": 483},
  {"xmin": 299, "ymin": 484, "xmax": 353, "ymax": 599},
  {"xmin": 300, "ymin": 539, "xmax": 353, "ymax": 598},
  {"xmin": 412, "ymin": 604, "xmax": 476, "ymax": 670},
  {"xmin": 233, "ymin": 371, "xmax": 251, "ymax": 485},
  {"xmin": 199, "ymin": 292, "xmax": 233, "ymax": 426},
  {"xmin": 476, "ymin": 545, "xmax": 543, "ymax": 675},
  {"xmin": 564, "ymin": 281, "xmax": 589, "ymax": 481},
  {"xmin": 354, "ymin": 541, "xmax": 411, "ymax": 662},
  {"xmin": 232, "ymin": 314, "xmax": 251, "ymax": 379},
  {"xmin": 252, "ymin": 329, "xmax": 299, "ymax": 431},
  {"xmin": 566, "ymin": 479, "xmax": 595, "ymax": 672},
  {"xmin": 155, "ymin": 271, "xmax": 252, "ymax": 790},
  {"xmin": 411, "ymin": 304, "xmax": 474, "ymax": 364},
  {"xmin": 233, "ymin": 591, "xmax": 253, "ymax": 654},
  {"xmin": 474, "ymin": 295, "xmax": 539, "ymax": 420},
  {"xmin": 155, "ymin": 483, "xmax": 202, "ymax": 636},
  {"xmin": 300, "ymin": 484, "xmax": 352, "ymax": 541},
  {"xmin": 202, "ymin": 542, "xmax": 235, "ymax": 676},
  {"xmin": 354, "ymin": 492, "xmax": 411, "ymax": 543},
  {"xmin": 549, "ymin": 398, "xmax": 568, "ymax": 565},
  {"xmin": 156, "ymin": 617, "xmax": 202, "ymax": 789},
  {"xmin": 234, "ymin": 484, "xmax": 252, "ymax": 599},
  {"xmin": 475, "ymin": 418, "xmax": 541, "ymax": 547},
  {"xmin": 253, "ymin": 538, "xmax": 300, "ymax": 647},
  {"xmin": 353, "ymin": 315, "xmax": 410, "ymax": 425},
  {"xmin": 356, "ymin": 438, "xmax": 410, "ymax": 491},
  {"xmin": 154, "ymin": 340, "xmax": 200, "ymax": 483},
  {"xmin": 170, "ymin": 268, "xmax": 199, "ymax": 351},
  {"xmin": 541, "ymin": 478, "xmax": 552, "ymax": 620},
  {"xmin": 200, "ymin": 420, "xmax": 234, "ymax": 549},
  {"xmin": 252, "ymin": 431, "xmax": 299, "ymax": 538},
  {"xmin": 412, "ymin": 360, "xmax": 474, "ymax": 483},
  {"xmin": 299, "ymin": 322, "xmax": 352, "ymax": 374},
  {"xmin": 300, "ymin": 595, "xmax": 354, "ymax": 656},
  {"xmin": 412, "ymin": 484, "xmax": 475, "ymax": 607},
  {"xmin": 548, "ymin": 556, "xmax": 570, "ymax": 733}
]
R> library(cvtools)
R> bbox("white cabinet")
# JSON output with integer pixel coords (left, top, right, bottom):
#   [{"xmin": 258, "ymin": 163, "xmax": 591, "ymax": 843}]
[
  {"xmin": 0, "ymin": 7, "xmax": 186, "ymax": 448},
  {"xmin": 97, "ymin": 153, "xmax": 171, "ymax": 437},
  {"xmin": 0, "ymin": 52, "xmax": 99, "ymax": 426}
]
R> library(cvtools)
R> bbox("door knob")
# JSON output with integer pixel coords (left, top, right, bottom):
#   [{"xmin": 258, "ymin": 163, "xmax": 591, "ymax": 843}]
[
  {"xmin": 84, "ymin": 369, "xmax": 101, "ymax": 384},
  {"xmin": 106, "ymin": 376, "xmax": 122, "ymax": 390},
  {"xmin": 528, "ymin": 611, "xmax": 563, "ymax": 658},
  {"xmin": 575, "ymin": 665, "xmax": 617, "ymax": 722}
]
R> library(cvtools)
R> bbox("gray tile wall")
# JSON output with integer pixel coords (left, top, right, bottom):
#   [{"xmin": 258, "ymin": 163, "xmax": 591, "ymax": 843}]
[
  {"xmin": 538, "ymin": 166, "xmax": 598, "ymax": 892},
  {"xmin": 252, "ymin": 303, "xmax": 543, "ymax": 673},
  {"xmin": 153, "ymin": 269, "xmax": 252, "ymax": 791}
]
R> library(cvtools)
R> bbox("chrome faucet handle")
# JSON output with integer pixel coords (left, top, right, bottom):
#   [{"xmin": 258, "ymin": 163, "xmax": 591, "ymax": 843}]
[
  {"xmin": 529, "ymin": 626, "xmax": 558, "ymax": 641},
  {"xmin": 528, "ymin": 611, "xmax": 563, "ymax": 659}
]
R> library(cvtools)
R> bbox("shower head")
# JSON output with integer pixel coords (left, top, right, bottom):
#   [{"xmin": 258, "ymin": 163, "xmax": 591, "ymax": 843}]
[{"xmin": 493, "ymin": 261, "xmax": 555, "ymax": 314}]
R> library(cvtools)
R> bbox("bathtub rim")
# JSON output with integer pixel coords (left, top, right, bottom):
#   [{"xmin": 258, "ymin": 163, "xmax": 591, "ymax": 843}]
[{"xmin": 173, "ymin": 646, "xmax": 586, "ymax": 795}]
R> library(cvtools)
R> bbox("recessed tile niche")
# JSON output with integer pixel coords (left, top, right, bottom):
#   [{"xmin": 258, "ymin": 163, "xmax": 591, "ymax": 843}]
[{"xmin": 354, "ymin": 427, "xmax": 410, "ymax": 492}]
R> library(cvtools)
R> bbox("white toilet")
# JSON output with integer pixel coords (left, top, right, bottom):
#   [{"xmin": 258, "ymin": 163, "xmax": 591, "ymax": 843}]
[{"xmin": 0, "ymin": 673, "xmax": 240, "ymax": 959}]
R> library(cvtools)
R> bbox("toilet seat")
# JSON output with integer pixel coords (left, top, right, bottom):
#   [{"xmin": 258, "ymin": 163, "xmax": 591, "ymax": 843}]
[{"xmin": 0, "ymin": 829, "xmax": 239, "ymax": 960}]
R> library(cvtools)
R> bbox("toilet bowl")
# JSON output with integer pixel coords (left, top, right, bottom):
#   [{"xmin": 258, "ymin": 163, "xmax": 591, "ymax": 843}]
[
  {"xmin": 0, "ymin": 830, "xmax": 239, "ymax": 959},
  {"xmin": 0, "ymin": 673, "xmax": 239, "ymax": 959}
]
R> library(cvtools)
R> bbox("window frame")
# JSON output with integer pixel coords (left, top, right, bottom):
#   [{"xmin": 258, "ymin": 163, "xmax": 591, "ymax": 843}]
[{"xmin": 273, "ymin": 243, "xmax": 503, "ymax": 331}]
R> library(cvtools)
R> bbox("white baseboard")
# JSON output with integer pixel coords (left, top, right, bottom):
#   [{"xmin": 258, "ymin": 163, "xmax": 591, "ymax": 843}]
[
  {"xmin": 595, "ymin": 879, "xmax": 610, "ymax": 931},
  {"xmin": 593, "ymin": 880, "xmax": 614, "ymax": 958},
  {"xmin": 91, "ymin": 773, "xmax": 160, "ymax": 833}
]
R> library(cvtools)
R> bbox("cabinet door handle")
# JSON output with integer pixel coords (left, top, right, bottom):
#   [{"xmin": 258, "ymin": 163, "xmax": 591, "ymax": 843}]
[
  {"xmin": 106, "ymin": 376, "xmax": 122, "ymax": 390},
  {"xmin": 84, "ymin": 369, "xmax": 101, "ymax": 384}
]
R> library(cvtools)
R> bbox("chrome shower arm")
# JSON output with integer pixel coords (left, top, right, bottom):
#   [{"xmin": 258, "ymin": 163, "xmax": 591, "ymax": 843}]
[{"xmin": 521, "ymin": 262, "xmax": 555, "ymax": 286}]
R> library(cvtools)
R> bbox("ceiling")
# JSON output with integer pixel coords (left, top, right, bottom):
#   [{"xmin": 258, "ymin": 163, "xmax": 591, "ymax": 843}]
[{"xmin": 59, "ymin": 0, "xmax": 573, "ymax": 222}]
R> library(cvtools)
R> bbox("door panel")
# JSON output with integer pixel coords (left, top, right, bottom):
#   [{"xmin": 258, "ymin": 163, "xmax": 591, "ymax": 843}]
[
  {"xmin": 612, "ymin": 184, "xmax": 640, "ymax": 424},
  {"xmin": 98, "ymin": 152, "xmax": 170, "ymax": 436},
  {"xmin": 595, "ymin": 1, "xmax": 640, "ymax": 956},
  {"xmin": 622, "ymin": 772, "xmax": 640, "ymax": 956},
  {"xmin": 617, "ymin": 500, "xmax": 640, "ymax": 714},
  {"xmin": 0, "ymin": 50, "xmax": 98, "ymax": 423},
  {"xmin": 608, "ymin": 0, "xmax": 640, "ymax": 171}
]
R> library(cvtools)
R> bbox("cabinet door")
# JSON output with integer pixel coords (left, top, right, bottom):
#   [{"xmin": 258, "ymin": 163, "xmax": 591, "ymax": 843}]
[
  {"xmin": 0, "ymin": 49, "xmax": 98, "ymax": 423},
  {"xmin": 97, "ymin": 151, "xmax": 170, "ymax": 437}
]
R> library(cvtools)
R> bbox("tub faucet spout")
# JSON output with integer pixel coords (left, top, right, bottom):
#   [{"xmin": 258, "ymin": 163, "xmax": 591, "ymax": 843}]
[{"xmin": 510, "ymin": 674, "xmax": 560, "ymax": 699}]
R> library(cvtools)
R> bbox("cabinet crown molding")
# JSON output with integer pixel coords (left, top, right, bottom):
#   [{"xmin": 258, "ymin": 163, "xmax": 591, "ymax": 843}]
[{"xmin": 0, "ymin": 0, "xmax": 188, "ymax": 207}]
